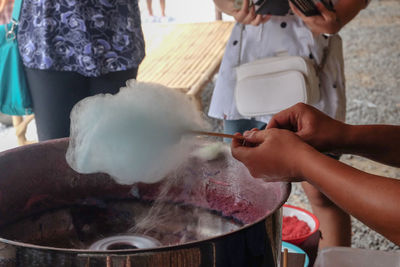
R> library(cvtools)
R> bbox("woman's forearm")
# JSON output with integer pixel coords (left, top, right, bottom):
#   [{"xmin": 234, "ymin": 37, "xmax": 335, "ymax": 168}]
[
  {"xmin": 299, "ymin": 149, "xmax": 400, "ymax": 245},
  {"xmin": 334, "ymin": 0, "xmax": 368, "ymax": 31},
  {"xmin": 337, "ymin": 125, "xmax": 400, "ymax": 167}
]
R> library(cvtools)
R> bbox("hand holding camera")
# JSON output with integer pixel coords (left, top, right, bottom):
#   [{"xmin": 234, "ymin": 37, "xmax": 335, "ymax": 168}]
[{"xmin": 232, "ymin": 0, "xmax": 271, "ymax": 25}]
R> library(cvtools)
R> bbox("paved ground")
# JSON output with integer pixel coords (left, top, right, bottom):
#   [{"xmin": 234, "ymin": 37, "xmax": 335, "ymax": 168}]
[{"xmin": 0, "ymin": 0, "xmax": 399, "ymax": 251}]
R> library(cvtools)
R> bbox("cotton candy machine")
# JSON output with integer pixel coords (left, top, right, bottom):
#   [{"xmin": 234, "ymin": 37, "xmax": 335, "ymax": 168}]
[{"xmin": 0, "ymin": 139, "xmax": 290, "ymax": 267}]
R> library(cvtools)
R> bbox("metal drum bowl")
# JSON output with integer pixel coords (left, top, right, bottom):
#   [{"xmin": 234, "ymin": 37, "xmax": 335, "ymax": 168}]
[{"xmin": 0, "ymin": 138, "xmax": 290, "ymax": 267}]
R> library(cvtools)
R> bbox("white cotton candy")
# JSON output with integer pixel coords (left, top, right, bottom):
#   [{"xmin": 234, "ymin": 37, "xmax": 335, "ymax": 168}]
[
  {"xmin": 66, "ymin": 80, "xmax": 207, "ymax": 185},
  {"xmin": 191, "ymin": 143, "xmax": 229, "ymax": 161}
]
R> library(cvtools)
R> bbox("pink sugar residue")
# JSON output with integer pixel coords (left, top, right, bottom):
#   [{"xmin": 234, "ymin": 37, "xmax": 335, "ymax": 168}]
[{"xmin": 282, "ymin": 215, "xmax": 311, "ymax": 239}]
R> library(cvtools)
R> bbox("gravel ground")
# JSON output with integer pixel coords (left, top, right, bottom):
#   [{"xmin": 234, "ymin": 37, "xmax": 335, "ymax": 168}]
[{"xmin": 202, "ymin": 0, "xmax": 400, "ymax": 251}]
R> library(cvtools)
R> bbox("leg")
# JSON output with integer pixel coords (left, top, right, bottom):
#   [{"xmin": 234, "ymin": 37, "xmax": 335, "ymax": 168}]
[
  {"xmin": 146, "ymin": 0, "xmax": 153, "ymax": 16},
  {"xmin": 223, "ymin": 119, "xmax": 266, "ymax": 143},
  {"xmin": 160, "ymin": 0, "xmax": 166, "ymax": 17},
  {"xmin": 25, "ymin": 68, "xmax": 89, "ymax": 141},
  {"xmin": 89, "ymin": 68, "xmax": 138, "ymax": 96},
  {"xmin": 12, "ymin": 114, "xmax": 35, "ymax": 145},
  {"xmin": 302, "ymin": 182, "xmax": 352, "ymax": 248}
]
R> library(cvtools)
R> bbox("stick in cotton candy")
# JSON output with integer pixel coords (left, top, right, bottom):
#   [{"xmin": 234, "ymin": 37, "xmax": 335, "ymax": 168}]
[{"xmin": 66, "ymin": 80, "xmax": 208, "ymax": 185}]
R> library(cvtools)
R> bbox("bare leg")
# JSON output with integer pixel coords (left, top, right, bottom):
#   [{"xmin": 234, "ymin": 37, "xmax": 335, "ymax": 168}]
[
  {"xmin": 302, "ymin": 182, "xmax": 352, "ymax": 248},
  {"xmin": 160, "ymin": 0, "xmax": 166, "ymax": 17},
  {"xmin": 146, "ymin": 0, "xmax": 153, "ymax": 16},
  {"xmin": 12, "ymin": 115, "xmax": 35, "ymax": 146}
]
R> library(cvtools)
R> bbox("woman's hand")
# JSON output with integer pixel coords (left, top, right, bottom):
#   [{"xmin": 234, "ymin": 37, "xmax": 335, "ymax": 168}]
[
  {"xmin": 232, "ymin": 0, "xmax": 271, "ymax": 26},
  {"xmin": 266, "ymin": 103, "xmax": 349, "ymax": 153},
  {"xmin": 231, "ymin": 128, "xmax": 312, "ymax": 181},
  {"xmin": 289, "ymin": 1, "xmax": 341, "ymax": 34}
]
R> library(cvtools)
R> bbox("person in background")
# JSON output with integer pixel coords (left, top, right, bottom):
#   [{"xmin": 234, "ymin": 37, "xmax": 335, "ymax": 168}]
[
  {"xmin": 231, "ymin": 103, "xmax": 400, "ymax": 246},
  {"xmin": 17, "ymin": 0, "xmax": 145, "ymax": 141},
  {"xmin": 145, "ymin": 0, "xmax": 173, "ymax": 23},
  {"xmin": 209, "ymin": 0, "xmax": 370, "ymax": 248}
]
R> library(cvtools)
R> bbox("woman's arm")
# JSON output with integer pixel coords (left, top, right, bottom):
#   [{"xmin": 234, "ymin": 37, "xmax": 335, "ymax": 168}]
[
  {"xmin": 231, "ymin": 128, "xmax": 400, "ymax": 245},
  {"xmin": 299, "ymin": 148, "xmax": 400, "ymax": 245},
  {"xmin": 290, "ymin": 0, "xmax": 368, "ymax": 34},
  {"xmin": 231, "ymin": 103, "xmax": 400, "ymax": 244},
  {"xmin": 339, "ymin": 125, "xmax": 400, "ymax": 167},
  {"xmin": 214, "ymin": 0, "xmax": 271, "ymax": 25},
  {"xmin": 333, "ymin": 0, "xmax": 369, "ymax": 30},
  {"xmin": 266, "ymin": 103, "xmax": 400, "ymax": 167}
]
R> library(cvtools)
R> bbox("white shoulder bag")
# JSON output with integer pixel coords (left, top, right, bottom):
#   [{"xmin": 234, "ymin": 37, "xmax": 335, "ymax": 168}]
[{"xmin": 234, "ymin": 25, "xmax": 331, "ymax": 116}]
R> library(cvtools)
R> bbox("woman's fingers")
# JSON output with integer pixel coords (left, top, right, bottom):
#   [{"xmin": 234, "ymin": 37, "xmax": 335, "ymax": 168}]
[
  {"xmin": 231, "ymin": 133, "xmax": 253, "ymax": 163},
  {"xmin": 290, "ymin": 1, "xmax": 339, "ymax": 34},
  {"xmin": 289, "ymin": 2, "xmax": 307, "ymax": 21},
  {"xmin": 316, "ymin": 2, "xmax": 333, "ymax": 21},
  {"xmin": 234, "ymin": 0, "xmax": 251, "ymax": 22},
  {"xmin": 242, "ymin": 6, "xmax": 256, "ymax": 24},
  {"xmin": 289, "ymin": 2, "xmax": 319, "ymax": 26},
  {"xmin": 260, "ymin": 14, "xmax": 272, "ymax": 24},
  {"xmin": 231, "ymin": 133, "xmax": 244, "ymax": 148},
  {"xmin": 235, "ymin": 5, "xmax": 256, "ymax": 24},
  {"xmin": 243, "ymin": 130, "xmax": 267, "ymax": 144},
  {"xmin": 251, "ymin": 14, "xmax": 263, "ymax": 26},
  {"xmin": 234, "ymin": 1, "xmax": 271, "ymax": 25},
  {"xmin": 241, "ymin": 0, "xmax": 250, "ymax": 13},
  {"xmin": 249, "ymin": 14, "xmax": 271, "ymax": 26}
]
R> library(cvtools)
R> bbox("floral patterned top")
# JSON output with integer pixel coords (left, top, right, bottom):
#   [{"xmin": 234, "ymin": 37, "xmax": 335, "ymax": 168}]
[{"xmin": 17, "ymin": 0, "xmax": 145, "ymax": 77}]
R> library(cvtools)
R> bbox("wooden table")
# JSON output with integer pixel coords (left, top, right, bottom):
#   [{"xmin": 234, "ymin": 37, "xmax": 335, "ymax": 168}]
[{"xmin": 138, "ymin": 21, "xmax": 234, "ymax": 108}]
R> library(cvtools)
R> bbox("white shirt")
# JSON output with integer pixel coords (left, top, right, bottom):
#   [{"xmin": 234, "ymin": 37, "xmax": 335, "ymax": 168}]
[{"xmin": 209, "ymin": 13, "xmax": 346, "ymax": 123}]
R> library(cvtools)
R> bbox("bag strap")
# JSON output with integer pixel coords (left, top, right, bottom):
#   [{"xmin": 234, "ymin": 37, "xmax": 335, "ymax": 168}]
[
  {"xmin": 316, "ymin": 35, "xmax": 332, "ymax": 74},
  {"xmin": 11, "ymin": 0, "xmax": 24, "ymax": 22},
  {"xmin": 237, "ymin": 23, "xmax": 245, "ymax": 66}
]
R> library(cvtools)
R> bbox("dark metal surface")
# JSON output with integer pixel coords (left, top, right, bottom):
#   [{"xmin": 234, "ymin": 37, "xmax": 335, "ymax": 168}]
[{"xmin": 0, "ymin": 138, "xmax": 291, "ymax": 267}]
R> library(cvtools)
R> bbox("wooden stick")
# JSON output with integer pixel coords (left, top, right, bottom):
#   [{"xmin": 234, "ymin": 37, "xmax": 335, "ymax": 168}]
[
  {"xmin": 187, "ymin": 130, "xmax": 244, "ymax": 140},
  {"xmin": 283, "ymin": 248, "xmax": 288, "ymax": 267}
]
